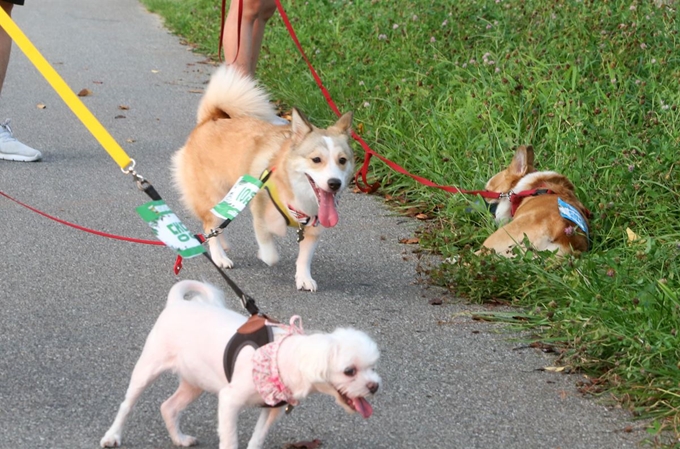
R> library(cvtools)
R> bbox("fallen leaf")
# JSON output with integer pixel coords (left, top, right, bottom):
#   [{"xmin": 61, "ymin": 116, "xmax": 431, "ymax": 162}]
[
  {"xmin": 543, "ymin": 366, "xmax": 565, "ymax": 372},
  {"xmin": 77, "ymin": 88, "xmax": 92, "ymax": 97},
  {"xmin": 559, "ymin": 389, "xmax": 568, "ymax": 400},
  {"xmin": 356, "ymin": 122, "xmax": 365, "ymax": 134},
  {"xmin": 118, "ymin": 105, "xmax": 130, "ymax": 110},
  {"xmin": 399, "ymin": 237, "xmax": 420, "ymax": 245},
  {"xmin": 626, "ymin": 227, "xmax": 643, "ymax": 243},
  {"xmin": 283, "ymin": 439, "xmax": 322, "ymax": 449},
  {"xmin": 415, "ymin": 213, "xmax": 430, "ymax": 220},
  {"xmin": 529, "ymin": 341, "xmax": 559, "ymax": 353},
  {"xmin": 36, "ymin": 103, "xmax": 46, "ymax": 109},
  {"xmin": 429, "ymin": 298, "xmax": 443, "ymax": 305}
]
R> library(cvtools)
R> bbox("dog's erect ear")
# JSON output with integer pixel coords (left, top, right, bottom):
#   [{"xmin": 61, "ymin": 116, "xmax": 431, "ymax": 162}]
[
  {"xmin": 329, "ymin": 111, "xmax": 353, "ymax": 135},
  {"xmin": 508, "ymin": 145, "xmax": 534, "ymax": 177},
  {"xmin": 291, "ymin": 108, "xmax": 313, "ymax": 143}
]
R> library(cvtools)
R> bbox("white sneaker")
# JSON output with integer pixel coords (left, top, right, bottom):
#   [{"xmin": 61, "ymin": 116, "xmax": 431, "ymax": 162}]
[{"xmin": 0, "ymin": 119, "xmax": 42, "ymax": 162}]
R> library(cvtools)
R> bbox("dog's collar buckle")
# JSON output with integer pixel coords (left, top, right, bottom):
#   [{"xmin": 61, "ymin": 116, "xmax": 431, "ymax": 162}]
[{"xmin": 498, "ymin": 190, "xmax": 514, "ymax": 200}]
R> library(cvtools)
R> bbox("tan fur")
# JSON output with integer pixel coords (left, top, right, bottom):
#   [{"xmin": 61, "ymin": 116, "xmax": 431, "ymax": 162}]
[
  {"xmin": 482, "ymin": 145, "xmax": 589, "ymax": 256},
  {"xmin": 172, "ymin": 66, "xmax": 354, "ymax": 291}
]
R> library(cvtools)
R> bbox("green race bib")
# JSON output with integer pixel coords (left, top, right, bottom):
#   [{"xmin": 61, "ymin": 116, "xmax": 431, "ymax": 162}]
[
  {"xmin": 211, "ymin": 174, "xmax": 263, "ymax": 221},
  {"xmin": 137, "ymin": 200, "xmax": 205, "ymax": 258}
]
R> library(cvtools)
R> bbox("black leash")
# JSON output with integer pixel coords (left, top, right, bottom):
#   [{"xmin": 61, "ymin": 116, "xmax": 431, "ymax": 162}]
[
  {"xmin": 201, "ymin": 250, "xmax": 260, "ymax": 316},
  {"xmin": 128, "ymin": 164, "xmax": 263, "ymax": 317}
]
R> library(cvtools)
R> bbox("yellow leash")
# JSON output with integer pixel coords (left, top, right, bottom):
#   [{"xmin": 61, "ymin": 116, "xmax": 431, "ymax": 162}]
[{"xmin": 0, "ymin": 8, "xmax": 132, "ymax": 170}]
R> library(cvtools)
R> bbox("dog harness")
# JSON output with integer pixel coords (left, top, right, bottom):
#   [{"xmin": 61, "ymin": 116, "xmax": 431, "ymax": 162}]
[
  {"xmin": 263, "ymin": 180, "xmax": 318, "ymax": 242},
  {"xmin": 508, "ymin": 188, "xmax": 554, "ymax": 216},
  {"xmin": 504, "ymin": 188, "xmax": 590, "ymax": 241},
  {"xmin": 264, "ymin": 181, "xmax": 319, "ymax": 226},
  {"xmin": 223, "ymin": 314, "xmax": 274, "ymax": 383},
  {"xmin": 222, "ymin": 315, "xmax": 304, "ymax": 408},
  {"xmin": 252, "ymin": 315, "xmax": 304, "ymax": 407}
]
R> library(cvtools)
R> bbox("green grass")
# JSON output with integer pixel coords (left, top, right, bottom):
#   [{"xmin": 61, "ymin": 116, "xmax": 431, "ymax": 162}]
[{"xmin": 140, "ymin": 0, "xmax": 680, "ymax": 443}]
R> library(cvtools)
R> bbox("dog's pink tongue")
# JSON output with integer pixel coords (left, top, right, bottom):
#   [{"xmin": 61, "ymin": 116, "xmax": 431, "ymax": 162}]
[
  {"xmin": 317, "ymin": 190, "xmax": 339, "ymax": 228},
  {"xmin": 352, "ymin": 397, "xmax": 373, "ymax": 419}
]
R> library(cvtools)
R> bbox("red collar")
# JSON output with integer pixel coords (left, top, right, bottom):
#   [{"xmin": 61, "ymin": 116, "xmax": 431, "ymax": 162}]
[
  {"xmin": 286, "ymin": 205, "xmax": 319, "ymax": 227},
  {"xmin": 509, "ymin": 188, "xmax": 554, "ymax": 216}
]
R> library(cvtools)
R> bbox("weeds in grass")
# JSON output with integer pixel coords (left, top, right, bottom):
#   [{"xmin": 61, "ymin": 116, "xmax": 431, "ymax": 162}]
[{"xmin": 141, "ymin": 0, "xmax": 680, "ymax": 440}]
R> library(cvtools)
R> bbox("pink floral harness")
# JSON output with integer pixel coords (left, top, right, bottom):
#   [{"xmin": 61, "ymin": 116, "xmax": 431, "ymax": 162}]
[{"xmin": 252, "ymin": 315, "xmax": 304, "ymax": 406}]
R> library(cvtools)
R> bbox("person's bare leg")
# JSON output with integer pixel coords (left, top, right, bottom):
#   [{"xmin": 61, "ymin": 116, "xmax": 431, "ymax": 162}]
[
  {"xmin": 249, "ymin": 0, "xmax": 276, "ymax": 74},
  {"xmin": 0, "ymin": 1, "xmax": 42, "ymax": 162},
  {"xmin": 222, "ymin": 0, "xmax": 277, "ymax": 76},
  {"xmin": 0, "ymin": 1, "xmax": 15, "ymax": 94}
]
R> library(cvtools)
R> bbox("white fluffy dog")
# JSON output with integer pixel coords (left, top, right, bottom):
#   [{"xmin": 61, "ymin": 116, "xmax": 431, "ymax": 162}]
[{"xmin": 100, "ymin": 280, "xmax": 381, "ymax": 449}]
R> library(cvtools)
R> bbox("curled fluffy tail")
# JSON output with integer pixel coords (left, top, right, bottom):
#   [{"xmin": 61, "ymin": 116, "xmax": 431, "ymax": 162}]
[
  {"xmin": 166, "ymin": 280, "xmax": 227, "ymax": 309},
  {"xmin": 196, "ymin": 65, "xmax": 280, "ymax": 124}
]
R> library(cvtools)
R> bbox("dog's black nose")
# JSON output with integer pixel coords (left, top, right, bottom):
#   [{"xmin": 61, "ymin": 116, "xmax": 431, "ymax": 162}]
[
  {"xmin": 327, "ymin": 178, "xmax": 342, "ymax": 191},
  {"xmin": 367, "ymin": 382, "xmax": 379, "ymax": 394}
]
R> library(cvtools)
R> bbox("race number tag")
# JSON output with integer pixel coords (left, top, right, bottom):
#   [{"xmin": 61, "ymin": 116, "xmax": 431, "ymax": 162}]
[
  {"xmin": 211, "ymin": 174, "xmax": 263, "ymax": 221},
  {"xmin": 136, "ymin": 200, "xmax": 206, "ymax": 258},
  {"xmin": 558, "ymin": 198, "xmax": 589, "ymax": 237}
]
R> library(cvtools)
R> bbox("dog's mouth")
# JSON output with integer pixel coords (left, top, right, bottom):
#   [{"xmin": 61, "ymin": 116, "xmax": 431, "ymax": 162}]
[
  {"xmin": 336, "ymin": 389, "xmax": 373, "ymax": 418},
  {"xmin": 306, "ymin": 174, "xmax": 339, "ymax": 228}
]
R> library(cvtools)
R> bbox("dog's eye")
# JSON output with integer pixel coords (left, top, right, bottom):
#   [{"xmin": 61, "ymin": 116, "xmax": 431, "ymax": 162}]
[
  {"xmin": 344, "ymin": 367, "xmax": 357, "ymax": 377},
  {"xmin": 338, "ymin": 157, "xmax": 347, "ymax": 165},
  {"xmin": 311, "ymin": 157, "xmax": 322, "ymax": 163}
]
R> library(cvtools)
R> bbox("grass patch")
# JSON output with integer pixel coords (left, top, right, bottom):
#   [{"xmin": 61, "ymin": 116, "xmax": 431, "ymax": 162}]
[{"xmin": 140, "ymin": 0, "xmax": 680, "ymax": 442}]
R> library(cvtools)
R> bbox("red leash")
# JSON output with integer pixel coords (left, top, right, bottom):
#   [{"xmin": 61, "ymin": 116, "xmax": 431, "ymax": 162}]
[
  {"xmin": 273, "ymin": 0, "xmax": 498, "ymax": 197},
  {"xmin": 0, "ymin": 190, "xmax": 164, "ymax": 246}
]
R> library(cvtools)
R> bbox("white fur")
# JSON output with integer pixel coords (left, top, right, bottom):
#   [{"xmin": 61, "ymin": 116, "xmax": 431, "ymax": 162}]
[
  {"xmin": 196, "ymin": 65, "xmax": 281, "ymax": 124},
  {"xmin": 100, "ymin": 281, "xmax": 381, "ymax": 449}
]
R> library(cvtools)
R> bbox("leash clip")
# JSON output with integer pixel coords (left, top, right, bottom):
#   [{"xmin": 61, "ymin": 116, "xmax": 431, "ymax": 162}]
[
  {"xmin": 121, "ymin": 158, "xmax": 146, "ymax": 189},
  {"xmin": 498, "ymin": 190, "xmax": 514, "ymax": 200},
  {"xmin": 204, "ymin": 228, "xmax": 223, "ymax": 240}
]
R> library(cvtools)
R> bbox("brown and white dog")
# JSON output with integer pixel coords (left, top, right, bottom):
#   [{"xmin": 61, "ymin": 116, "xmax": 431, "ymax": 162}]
[
  {"xmin": 481, "ymin": 145, "xmax": 590, "ymax": 256},
  {"xmin": 172, "ymin": 65, "xmax": 355, "ymax": 291},
  {"xmin": 100, "ymin": 280, "xmax": 381, "ymax": 449}
]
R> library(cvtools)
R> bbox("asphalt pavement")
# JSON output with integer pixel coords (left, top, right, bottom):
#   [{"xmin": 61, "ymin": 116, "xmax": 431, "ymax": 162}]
[{"xmin": 0, "ymin": 1, "xmax": 642, "ymax": 448}]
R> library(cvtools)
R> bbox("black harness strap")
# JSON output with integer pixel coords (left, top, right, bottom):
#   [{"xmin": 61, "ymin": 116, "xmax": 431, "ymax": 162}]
[
  {"xmin": 222, "ymin": 315, "xmax": 288, "ymax": 408},
  {"xmin": 223, "ymin": 320, "xmax": 273, "ymax": 382}
]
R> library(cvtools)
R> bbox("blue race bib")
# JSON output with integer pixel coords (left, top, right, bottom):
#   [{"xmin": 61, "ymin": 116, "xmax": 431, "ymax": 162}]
[{"xmin": 558, "ymin": 198, "xmax": 589, "ymax": 237}]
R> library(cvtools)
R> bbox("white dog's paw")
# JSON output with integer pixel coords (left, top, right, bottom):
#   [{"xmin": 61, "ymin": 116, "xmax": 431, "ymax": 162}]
[
  {"xmin": 258, "ymin": 245, "xmax": 279, "ymax": 266},
  {"xmin": 212, "ymin": 252, "xmax": 234, "ymax": 269},
  {"xmin": 172, "ymin": 434, "xmax": 198, "ymax": 447},
  {"xmin": 100, "ymin": 432, "xmax": 121, "ymax": 448},
  {"xmin": 296, "ymin": 275, "xmax": 317, "ymax": 292}
]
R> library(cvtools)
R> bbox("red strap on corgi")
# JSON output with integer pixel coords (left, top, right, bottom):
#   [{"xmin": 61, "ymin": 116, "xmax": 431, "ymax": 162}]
[{"xmin": 509, "ymin": 189, "xmax": 554, "ymax": 216}]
